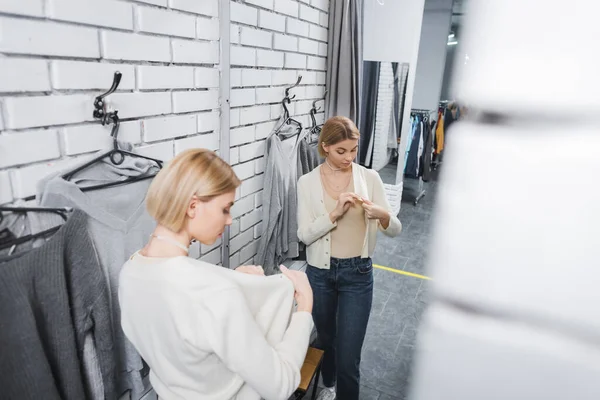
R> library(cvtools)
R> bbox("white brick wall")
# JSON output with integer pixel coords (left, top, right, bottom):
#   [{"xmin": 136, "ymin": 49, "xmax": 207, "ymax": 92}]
[
  {"xmin": 373, "ymin": 62, "xmax": 394, "ymax": 171},
  {"xmin": 0, "ymin": 0, "xmax": 222, "ymax": 263},
  {"xmin": 227, "ymin": 0, "xmax": 328, "ymax": 265},
  {"xmin": 0, "ymin": 0, "xmax": 329, "ymax": 270}
]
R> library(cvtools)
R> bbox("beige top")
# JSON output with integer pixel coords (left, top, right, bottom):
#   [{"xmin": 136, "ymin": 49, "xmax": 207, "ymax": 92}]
[{"xmin": 322, "ymin": 179, "xmax": 367, "ymax": 259}]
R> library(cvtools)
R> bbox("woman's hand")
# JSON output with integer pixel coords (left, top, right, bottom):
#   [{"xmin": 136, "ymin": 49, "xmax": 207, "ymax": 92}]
[
  {"xmin": 280, "ymin": 265, "xmax": 313, "ymax": 313},
  {"xmin": 329, "ymin": 192, "xmax": 359, "ymax": 223},
  {"xmin": 235, "ymin": 265, "xmax": 265, "ymax": 276},
  {"xmin": 361, "ymin": 199, "xmax": 391, "ymax": 229}
]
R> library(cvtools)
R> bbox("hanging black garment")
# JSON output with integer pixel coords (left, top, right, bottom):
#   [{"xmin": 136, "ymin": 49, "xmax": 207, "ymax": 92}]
[
  {"xmin": 421, "ymin": 122, "xmax": 434, "ymax": 182},
  {"xmin": 405, "ymin": 118, "xmax": 422, "ymax": 178}
]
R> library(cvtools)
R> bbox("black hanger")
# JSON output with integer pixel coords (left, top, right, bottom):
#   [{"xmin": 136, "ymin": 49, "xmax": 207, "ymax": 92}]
[
  {"xmin": 0, "ymin": 207, "xmax": 71, "ymax": 251},
  {"xmin": 62, "ymin": 114, "xmax": 163, "ymax": 182},
  {"xmin": 61, "ymin": 72, "xmax": 163, "ymax": 191},
  {"xmin": 275, "ymin": 76, "xmax": 304, "ymax": 139},
  {"xmin": 276, "ymin": 98, "xmax": 302, "ymax": 139}
]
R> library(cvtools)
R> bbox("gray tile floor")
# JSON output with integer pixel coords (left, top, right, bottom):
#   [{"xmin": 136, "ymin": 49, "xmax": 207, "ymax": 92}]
[{"xmin": 309, "ymin": 170, "xmax": 438, "ymax": 400}]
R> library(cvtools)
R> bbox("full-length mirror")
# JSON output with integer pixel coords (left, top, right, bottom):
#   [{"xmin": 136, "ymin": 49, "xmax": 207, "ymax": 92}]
[{"xmin": 358, "ymin": 61, "xmax": 409, "ymax": 186}]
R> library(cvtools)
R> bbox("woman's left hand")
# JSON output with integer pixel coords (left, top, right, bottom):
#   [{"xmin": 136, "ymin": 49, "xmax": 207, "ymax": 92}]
[
  {"xmin": 361, "ymin": 199, "xmax": 388, "ymax": 220},
  {"xmin": 361, "ymin": 199, "xmax": 391, "ymax": 228},
  {"xmin": 235, "ymin": 265, "xmax": 265, "ymax": 276}
]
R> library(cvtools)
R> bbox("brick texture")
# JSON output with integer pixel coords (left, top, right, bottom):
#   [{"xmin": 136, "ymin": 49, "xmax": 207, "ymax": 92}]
[
  {"xmin": 0, "ymin": 0, "xmax": 328, "ymax": 270},
  {"xmin": 226, "ymin": 0, "xmax": 327, "ymax": 264}
]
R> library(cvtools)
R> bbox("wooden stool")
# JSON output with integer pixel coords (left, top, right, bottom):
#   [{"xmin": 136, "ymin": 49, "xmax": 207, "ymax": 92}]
[{"xmin": 291, "ymin": 347, "xmax": 324, "ymax": 400}]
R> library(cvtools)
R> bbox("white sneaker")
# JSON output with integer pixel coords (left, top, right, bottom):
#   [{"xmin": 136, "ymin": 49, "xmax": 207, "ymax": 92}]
[{"xmin": 316, "ymin": 386, "xmax": 336, "ymax": 400}]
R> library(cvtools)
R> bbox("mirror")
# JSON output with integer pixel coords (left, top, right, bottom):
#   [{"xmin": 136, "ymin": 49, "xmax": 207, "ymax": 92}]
[
  {"xmin": 358, "ymin": 61, "xmax": 409, "ymax": 215},
  {"xmin": 358, "ymin": 61, "xmax": 409, "ymax": 187}
]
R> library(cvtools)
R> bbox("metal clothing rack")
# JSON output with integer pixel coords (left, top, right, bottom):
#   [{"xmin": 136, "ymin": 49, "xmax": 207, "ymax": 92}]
[{"xmin": 409, "ymin": 109, "xmax": 434, "ymax": 206}]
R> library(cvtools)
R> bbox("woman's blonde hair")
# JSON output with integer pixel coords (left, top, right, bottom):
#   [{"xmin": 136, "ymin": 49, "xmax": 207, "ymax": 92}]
[
  {"xmin": 146, "ymin": 149, "xmax": 241, "ymax": 232},
  {"xmin": 318, "ymin": 116, "xmax": 360, "ymax": 158}
]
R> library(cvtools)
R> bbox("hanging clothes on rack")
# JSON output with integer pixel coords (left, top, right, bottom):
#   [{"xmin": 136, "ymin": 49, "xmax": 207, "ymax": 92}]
[
  {"xmin": 34, "ymin": 156, "xmax": 160, "ymax": 399},
  {"xmin": 435, "ymin": 109, "xmax": 445, "ymax": 154},
  {"xmin": 405, "ymin": 111, "xmax": 434, "ymax": 181},
  {"xmin": 421, "ymin": 120, "xmax": 434, "ymax": 182},
  {"xmin": 0, "ymin": 209, "xmax": 115, "ymax": 400},
  {"xmin": 405, "ymin": 115, "xmax": 422, "ymax": 178}
]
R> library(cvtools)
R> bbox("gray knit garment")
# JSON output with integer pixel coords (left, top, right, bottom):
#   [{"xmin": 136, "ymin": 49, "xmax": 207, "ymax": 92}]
[
  {"xmin": 0, "ymin": 210, "xmax": 115, "ymax": 400},
  {"xmin": 35, "ymin": 158, "xmax": 159, "ymax": 398},
  {"xmin": 256, "ymin": 119, "xmax": 303, "ymax": 274}
]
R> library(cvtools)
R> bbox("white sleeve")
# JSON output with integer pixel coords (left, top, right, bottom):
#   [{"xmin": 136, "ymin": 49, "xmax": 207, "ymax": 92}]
[
  {"xmin": 199, "ymin": 288, "xmax": 314, "ymax": 400},
  {"xmin": 297, "ymin": 176, "xmax": 337, "ymax": 245}
]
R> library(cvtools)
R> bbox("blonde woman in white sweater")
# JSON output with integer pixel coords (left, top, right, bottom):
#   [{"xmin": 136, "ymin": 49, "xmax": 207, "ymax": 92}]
[
  {"xmin": 119, "ymin": 149, "xmax": 314, "ymax": 400},
  {"xmin": 297, "ymin": 117, "xmax": 402, "ymax": 400}
]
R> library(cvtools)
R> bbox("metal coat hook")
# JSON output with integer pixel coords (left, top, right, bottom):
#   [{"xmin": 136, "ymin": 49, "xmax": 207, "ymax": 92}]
[
  {"xmin": 285, "ymin": 75, "xmax": 302, "ymax": 99},
  {"xmin": 93, "ymin": 71, "xmax": 122, "ymax": 123},
  {"xmin": 312, "ymin": 89, "xmax": 328, "ymax": 112},
  {"xmin": 311, "ymin": 98, "xmax": 322, "ymax": 113},
  {"xmin": 92, "ymin": 71, "xmax": 125, "ymax": 164}
]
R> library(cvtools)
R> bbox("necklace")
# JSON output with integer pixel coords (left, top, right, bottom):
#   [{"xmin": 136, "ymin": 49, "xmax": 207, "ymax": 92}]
[
  {"xmin": 325, "ymin": 158, "xmax": 342, "ymax": 172},
  {"xmin": 320, "ymin": 166, "xmax": 352, "ymax": 193},
  {"xmin": 150, "ymin": 234, "xmax": 190, "ymax": 253}
]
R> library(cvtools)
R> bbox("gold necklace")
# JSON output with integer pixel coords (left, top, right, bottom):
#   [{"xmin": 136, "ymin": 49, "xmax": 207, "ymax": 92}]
[{"xmin": 321, "ymin": 166, "xmax": 352, "ymax": 193}]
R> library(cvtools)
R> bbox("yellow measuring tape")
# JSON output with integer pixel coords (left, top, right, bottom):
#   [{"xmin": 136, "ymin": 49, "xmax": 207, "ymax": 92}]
[{"xmin": 373, "ymin": 264, "xmax": 431, "ymax": 280}]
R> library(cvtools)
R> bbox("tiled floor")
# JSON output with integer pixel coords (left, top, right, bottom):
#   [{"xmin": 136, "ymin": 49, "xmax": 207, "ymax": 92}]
[{"xmin": 309, "ymin": 170, "xmax": 438, "ymax": 400}]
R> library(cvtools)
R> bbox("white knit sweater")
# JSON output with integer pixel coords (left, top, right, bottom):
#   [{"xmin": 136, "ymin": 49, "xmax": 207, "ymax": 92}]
[
  {"xmin": 297, "ymin": 163, "xmax": 402, "ymax": 269},
  {"xmin": 119, "ymin": 253, "xmax": 313, "ymax": 400}
]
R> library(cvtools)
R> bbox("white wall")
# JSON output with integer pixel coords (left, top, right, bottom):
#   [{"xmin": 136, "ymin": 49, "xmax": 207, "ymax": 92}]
[
  {"xmin": 363, "ymin": 0, "xmax": 425, "ymax": 63},
  {"xmin": 411, "ymin": 1, "xmax": 452, "ymax": 111},
  {"xmin": 363, "ymin": 0, "xmax": 426, "ymax": 184},
  {"xmin": 0, "ymin": 0, "xmax": 328, "ymax": 268}
]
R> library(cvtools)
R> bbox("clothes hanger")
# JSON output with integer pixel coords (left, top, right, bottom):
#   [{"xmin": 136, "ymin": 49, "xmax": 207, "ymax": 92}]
[
  {"xmin": 274, "ymin": 76, "xmax": 309, "ymax": 140},
  {"xmin": 61, "ymin": 72, "xmax": 163, "ymax": 191},
  {"xmin": 275, "ymin": 96, "xmax": 303, "ymax": 139},
  {"xmin": 62, "ymin": 114, "xmax": 163, "ymax": 190},
  {"xmin": 0, "ymin": 207, "xmax": 71, "ymax": 251}
]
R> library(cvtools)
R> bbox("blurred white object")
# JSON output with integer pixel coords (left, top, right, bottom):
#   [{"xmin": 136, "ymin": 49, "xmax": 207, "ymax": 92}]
[
  {"xmin": 409, "ymin": 121, "xmax": 600, "ymax": 399},
  {"xmin": 430, "ymin": 122, "xmax": 600, "ymax": 334},
  {"xmin": 452, "ymin": 0, "xmax": 600, "ymax": 115},
  {"xmin": 412, "ymin": 304, "xmax": 600, "ymax": 400}
]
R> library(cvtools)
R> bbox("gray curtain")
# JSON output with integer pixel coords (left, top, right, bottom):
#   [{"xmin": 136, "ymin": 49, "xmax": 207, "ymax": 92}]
[{"xmin": 325, "ymin": 0, "xmax": 363, "ymax": 125}]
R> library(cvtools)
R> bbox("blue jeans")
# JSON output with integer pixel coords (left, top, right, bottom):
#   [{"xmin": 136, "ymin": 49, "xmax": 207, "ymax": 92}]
[{"xmin": 307, "ymin": 257, "xmax": 374, "ymax": 400}]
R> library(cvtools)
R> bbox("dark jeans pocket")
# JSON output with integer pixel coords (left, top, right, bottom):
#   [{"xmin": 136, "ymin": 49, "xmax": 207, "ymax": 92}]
[{"xmin": 356, "ymin": 258, "xmax": 373, "ymax": 274}]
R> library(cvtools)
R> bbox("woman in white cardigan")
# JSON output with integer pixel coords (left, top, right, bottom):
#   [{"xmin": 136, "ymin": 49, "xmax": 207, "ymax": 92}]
[
  {"xmin": 119, "ymin": 149, "xmax": 314, "ymax": 400},
  {"xmin": 297, "ymin": 117, "xmax": 402, "ymax": 400}
]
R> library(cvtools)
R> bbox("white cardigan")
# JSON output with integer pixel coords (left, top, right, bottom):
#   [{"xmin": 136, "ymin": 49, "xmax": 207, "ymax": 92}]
[
  {"xmin": 119, "ymin": 253, "xmax": 313, "ymax": 400},
  {"xmin": 297, "ymin": 163, "xmax": 402, "ymax": 269}
]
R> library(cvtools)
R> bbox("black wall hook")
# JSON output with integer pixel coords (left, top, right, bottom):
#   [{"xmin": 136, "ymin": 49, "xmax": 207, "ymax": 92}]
[
  {"xmin": 93, "ymin": 71, "xmax": 122, "ymax": 123},
  {"xmin": 92, "ymin": 71, "xmax": 125, "ymax": 164},
  {"xmin": 285, "ymin": 75, "xmax": 302, "ymax": 99}
]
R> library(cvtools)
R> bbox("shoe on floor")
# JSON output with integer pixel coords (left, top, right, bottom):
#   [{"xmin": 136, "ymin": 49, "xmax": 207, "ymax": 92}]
[{"xmin": 315, "ymin": 386, "xmax": 336, "ymax": 400}]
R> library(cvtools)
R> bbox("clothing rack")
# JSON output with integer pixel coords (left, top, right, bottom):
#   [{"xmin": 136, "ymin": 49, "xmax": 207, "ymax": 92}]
[
  {"xmin": 408, "ymin": 109, "xmax": 435, "ymax": 205},
  {"xmin": 411, "ymin": 108, "xmax": 433, "ymax": 115}
]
